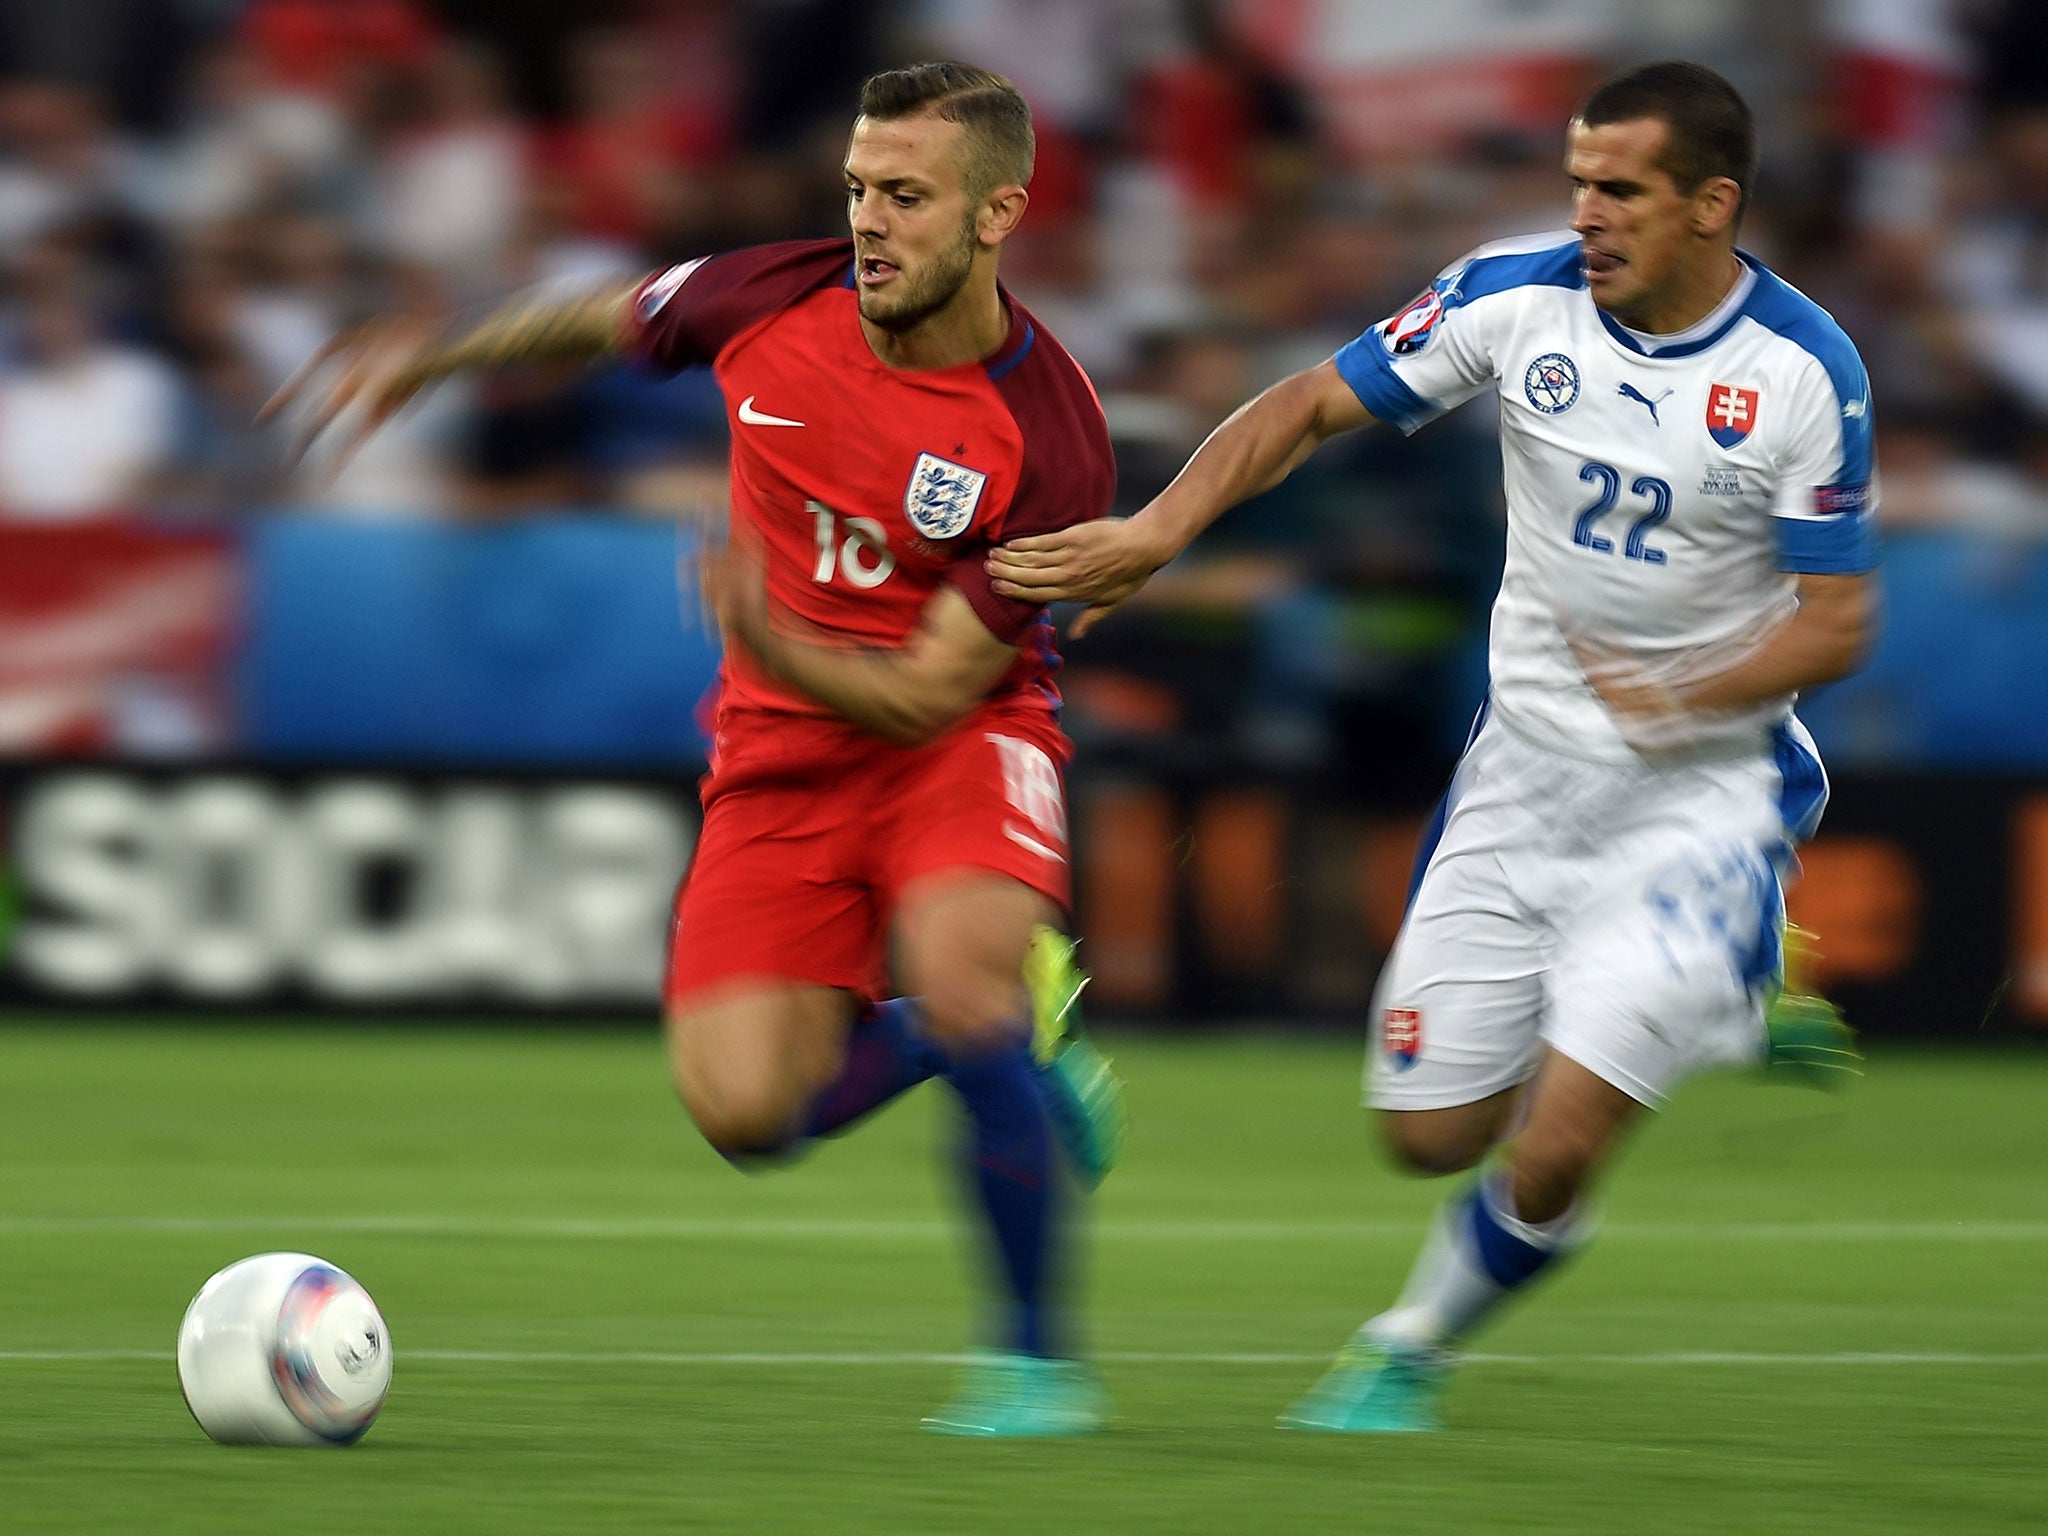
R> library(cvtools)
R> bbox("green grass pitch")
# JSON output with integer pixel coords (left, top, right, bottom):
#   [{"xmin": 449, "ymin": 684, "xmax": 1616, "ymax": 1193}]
[{"xmin": 2, "ymin": 1020, "xmax": 2044, "ymax": 1534}]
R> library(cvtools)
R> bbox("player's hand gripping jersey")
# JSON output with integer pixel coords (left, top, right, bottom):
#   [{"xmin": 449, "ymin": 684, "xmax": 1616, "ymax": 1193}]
[
  {"xmin": 1335, "ymin": 231, "xmax": 1878, "ymax": 761},
  {"xmin": 629, "ymin": 239, "xmax": 1114, "ymax": 752}
]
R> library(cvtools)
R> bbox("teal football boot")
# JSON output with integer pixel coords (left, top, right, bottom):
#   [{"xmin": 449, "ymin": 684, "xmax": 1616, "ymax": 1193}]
[
  {"xmin": 922, "ymin": 1349, "xmax": 1107, "ymax": 1437},
  {"xmin": 1023, "ymin": 926, "xmax": 1127, "ymax": 1188},
  {"xmin": 1765, "ymin": 923, "xmax": 1863, "ymax": 1089},
  {"xmin": 1276, "ymin": 1337, "xmax": 1447, "ymax": 1433}
]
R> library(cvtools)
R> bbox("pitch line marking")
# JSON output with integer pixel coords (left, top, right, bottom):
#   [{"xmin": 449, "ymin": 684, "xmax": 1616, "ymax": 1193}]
[
  {"xmin": 4, "ymin": 1348, "xmax": 2045, "ymax": 1367},
  {"xmin": 3, "ymin": 1215, "xmax": 2047, "ymax": 1242}
]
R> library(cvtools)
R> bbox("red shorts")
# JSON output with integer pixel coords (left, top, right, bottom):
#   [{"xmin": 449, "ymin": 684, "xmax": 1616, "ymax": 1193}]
[{"xmin": 664, "ymin": 702, "xmax": 1072, "ymax": 1008}]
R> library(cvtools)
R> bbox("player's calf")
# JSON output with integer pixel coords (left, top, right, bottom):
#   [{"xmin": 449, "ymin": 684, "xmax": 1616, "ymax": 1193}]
[
  {"xmin": 895, "ymin": 876, "xmax": 1086, "ymax": 1377},
  {"xmin": 1290, "ymin": 1054, "xmax": 1634, "ymax": 1430},
  {"xmin": 1499, "ymin": 1053, "xmax": 1642, "ymax": 1222}
]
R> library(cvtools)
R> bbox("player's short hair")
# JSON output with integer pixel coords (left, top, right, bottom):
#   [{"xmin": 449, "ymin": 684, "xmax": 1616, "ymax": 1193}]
[
  {"xmin": 856, "ymin": 62, "xmax": 1035, "ymax": 197},
  {"xmin": 1578, "ymin": 61, "xmax": 1758, "ymax": 223}
]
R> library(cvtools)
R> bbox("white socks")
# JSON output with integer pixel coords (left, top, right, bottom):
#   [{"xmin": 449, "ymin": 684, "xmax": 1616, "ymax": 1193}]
[{"xmin": 1364, "ymin": 1170, "xmax": 1589, "ymax": 1353}]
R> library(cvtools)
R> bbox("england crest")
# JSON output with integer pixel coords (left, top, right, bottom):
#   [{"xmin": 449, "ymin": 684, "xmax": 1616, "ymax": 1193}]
[
  {"xmin": 1706, "ymin": 382, "xmax": 1760, "ymax": 448},
  {"xmin": 904, "ymin": 452, "xmax": 987, "ymax": 540}
]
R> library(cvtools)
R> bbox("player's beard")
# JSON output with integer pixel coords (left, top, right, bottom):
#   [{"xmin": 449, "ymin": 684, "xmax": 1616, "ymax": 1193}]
[{"xmin": 858, "ymin": 214, "xmax": 979, "ymax": 333}]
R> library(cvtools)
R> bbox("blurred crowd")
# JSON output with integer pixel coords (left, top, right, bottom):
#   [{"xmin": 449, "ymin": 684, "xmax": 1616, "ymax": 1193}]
[{"xmin": 1, "ymin": 0, "xmax": 2046, "ymax": 769}]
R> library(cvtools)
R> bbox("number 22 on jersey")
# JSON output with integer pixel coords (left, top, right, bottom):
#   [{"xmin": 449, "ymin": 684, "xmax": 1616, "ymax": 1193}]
[{"xmin": 1571, "ymin": 461, "xmax": 1671, "ymax": 564}]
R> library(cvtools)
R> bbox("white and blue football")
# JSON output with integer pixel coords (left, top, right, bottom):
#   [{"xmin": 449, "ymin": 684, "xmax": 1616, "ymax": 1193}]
[{"xmin": 177, "ymin": 1252, "xmax": 391, "ymax": 1446}]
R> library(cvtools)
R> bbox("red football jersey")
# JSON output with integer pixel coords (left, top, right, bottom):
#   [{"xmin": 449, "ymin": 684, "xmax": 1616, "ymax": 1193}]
[{"xmin": 628, "ymin": 239, "xmax": 1115, "ymax": 732}]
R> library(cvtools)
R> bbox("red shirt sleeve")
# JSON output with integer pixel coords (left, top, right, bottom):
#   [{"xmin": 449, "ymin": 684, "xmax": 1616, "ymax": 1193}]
[
  {"xmin": 948, "ymin": 312, "xmax": 1117, "ymax": 644},
  {"xmin": 626, "ymin": 239, "xmax": 853, "ymax": 373}
]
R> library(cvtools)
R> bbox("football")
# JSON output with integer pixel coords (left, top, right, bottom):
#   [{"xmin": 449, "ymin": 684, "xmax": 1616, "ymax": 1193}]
[{"xmin": 176, "ymin": 1253, "xmax": 391, "ymax": 1446}]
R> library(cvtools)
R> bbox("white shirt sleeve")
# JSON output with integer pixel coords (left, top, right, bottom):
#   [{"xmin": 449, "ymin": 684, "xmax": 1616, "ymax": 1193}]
[
  {"xmin": 1329, "ymin": 253, "xmax": 1501, "ymax": 435},
  {"xmin": 1767, "ymin": 352, "xmax": 1878, "ymax": 574}
]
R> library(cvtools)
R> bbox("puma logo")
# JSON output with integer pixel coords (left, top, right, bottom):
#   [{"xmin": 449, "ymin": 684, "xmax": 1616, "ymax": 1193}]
[{"xmin": 1618, "ymin": 382, "xmax": 1674, "ymax": 425}]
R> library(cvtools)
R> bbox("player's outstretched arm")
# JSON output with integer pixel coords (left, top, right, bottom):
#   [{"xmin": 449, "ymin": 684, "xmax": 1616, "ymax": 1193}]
[
  {"xmin": 259, "ymin": 277, "xmax": 643, "ymax": 469},
  {"xmin": 986, "ymin": 359, "xmax": 1375, "ymax": 636},
  {"xmin": 704, "ymin": 533, "xmax": 1017, "ymax": 746}
]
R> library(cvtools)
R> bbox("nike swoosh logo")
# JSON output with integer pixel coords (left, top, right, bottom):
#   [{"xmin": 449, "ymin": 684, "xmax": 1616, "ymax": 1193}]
[
  {"xmin": 738, "ymin": 396, "xmax": 805, "ymax": 428},
  {"xmin": 1842, "ymin": 398, "xmax": 1867, "ymax": 419}
]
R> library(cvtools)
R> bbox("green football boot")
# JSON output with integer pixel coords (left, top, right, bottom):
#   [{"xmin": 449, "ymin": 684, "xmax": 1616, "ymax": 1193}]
[
  {"xmin": 922, "ymin": 1349, "xmax": 1107, "ymax": 1437},
  {"xmin": 1023, "ymin": 925, "xmax": 1127, "ymax": 1188},
  {"xmin": 1276, "ymin": 1338, "xmax": 1446, "ymax": 1433},
  {"xmin": 1764, "ymin": 923, "xmax": 1863, "ymax": 1090}
]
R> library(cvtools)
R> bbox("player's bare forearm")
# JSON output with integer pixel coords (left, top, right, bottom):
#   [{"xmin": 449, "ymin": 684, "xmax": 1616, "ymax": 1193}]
[
  {"xmin": 262, "ymin": 277, "xmax": 642, "ymax": 465},
  {"xmin": 710, "ymin": 543, "xmax": 1015, "ymax": 745},
  {"xmin": 986, "ymin": 361, "xmax": 1373, "ymax": 629},
  {"xmin": 1576, "ymin": 572, "xmax": 1878, "ymax": 744},
  {"xmin": 1674, "ymin": 572, "xmax": 1878, "ymax": 713},
  {"xmin": 744, "ymin": 639, "xmax": 977, "ymax": 745},
  {"xmin": 1138, "ymin": 361, "xmax": 1373, "ymax": 559},
  {"xmin": 398, "ymin": 280, "xmax": 641, "ymax": 392}
]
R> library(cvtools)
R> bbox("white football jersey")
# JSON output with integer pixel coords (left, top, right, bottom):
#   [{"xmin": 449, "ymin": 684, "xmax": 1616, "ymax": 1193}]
[{"xmin": 1335, "ymin": 231, "xmax": 1878, "ymax": 762}]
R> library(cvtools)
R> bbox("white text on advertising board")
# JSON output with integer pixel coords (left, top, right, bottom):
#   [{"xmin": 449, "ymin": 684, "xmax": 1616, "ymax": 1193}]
[{"xmin": 8, "ymin": 772, "xmax": 696, "ymax": 1004}]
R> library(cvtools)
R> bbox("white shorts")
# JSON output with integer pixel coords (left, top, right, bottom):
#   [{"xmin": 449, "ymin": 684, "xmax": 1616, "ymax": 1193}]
[{"xmin": 1366, "ymin": 709, "xmax": 1828, "ymax": 1111}]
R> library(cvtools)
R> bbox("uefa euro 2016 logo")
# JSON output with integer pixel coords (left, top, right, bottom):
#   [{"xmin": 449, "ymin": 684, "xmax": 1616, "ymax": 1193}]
[
  {"xmin": 1381, "ymin": 286, "xmax": 1445, "ymax": 356},
  {"xmin": 1523, "ymin": 352, "xmax": 1581, "ymax": 414}
]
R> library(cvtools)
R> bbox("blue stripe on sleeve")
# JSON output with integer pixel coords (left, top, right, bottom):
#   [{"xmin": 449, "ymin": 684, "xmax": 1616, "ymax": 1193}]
[
  {"xmin": 1741, "ymin": 262, "xmax": 1875, "ymax": 484},
  {"xmin": 1447, "ymin": 238, "xmax": 1584, "ymax": 305},
  {"xmin": 1331, "ymin": 333, "xmax": 1437, "ymax": 434},
  {"xmin": 1774, "ymin": 508, "xmax": 1878, "ymax": 574}
]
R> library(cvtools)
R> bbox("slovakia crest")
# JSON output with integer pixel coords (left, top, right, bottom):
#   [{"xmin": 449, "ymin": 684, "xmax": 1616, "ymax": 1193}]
[
  {"xmin": 1523, "ymin": 352, "xmax": 1580, "ymax": 414},
  {"xmin": 1383, "ymin": 1007, "xmax": 1423, "ymax": 1072},
  {"xmin": 1381, "ymin": 287, "xmax": 1445, "ymax": 356},
  {"xmin": 904, "ymin": 452, "xmax": 987, "ymax": 540},
  {"xmin": 1706, "ymin": 382, "xmax": 1760, "ymax": 448}
]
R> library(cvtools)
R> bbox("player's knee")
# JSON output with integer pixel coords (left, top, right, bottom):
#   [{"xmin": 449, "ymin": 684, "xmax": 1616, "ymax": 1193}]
[
  {"xmin": 916, "ymin": 975, "xmax": 1027, "ymax": 1053},
  {"xmin": 684, "ymin": 1090, "xmax": 801, "ymax": 1163},
  {"xmin": 1377, "ymin": 1111, "xmax": 1492, "ymax": 1176},
  {"xmin": 671, "ymin": 1052, "xmax": 803, "ymax": 1162}
]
